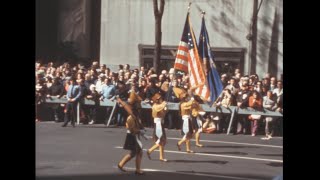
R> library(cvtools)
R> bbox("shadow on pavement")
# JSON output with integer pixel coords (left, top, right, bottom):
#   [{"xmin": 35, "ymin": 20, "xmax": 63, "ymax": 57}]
[{"xmin": 36, "ymin": 171, "xmax": 273, "ymax": 180}]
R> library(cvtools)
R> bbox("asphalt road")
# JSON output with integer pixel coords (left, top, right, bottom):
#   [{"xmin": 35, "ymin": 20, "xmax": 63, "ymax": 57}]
[{"xmin": 36, "ymin": 122, "xmax": 283, "ymax": 180}]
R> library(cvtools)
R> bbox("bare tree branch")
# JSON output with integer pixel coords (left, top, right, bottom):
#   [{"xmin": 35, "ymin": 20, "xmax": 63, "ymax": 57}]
[
  {"xmin": 159, "ymin": 0, "xmax": 165, "ymax": 17},
  {"xmin": 153, "ymin": 0, "xmax": 159, "ymax": 17}
]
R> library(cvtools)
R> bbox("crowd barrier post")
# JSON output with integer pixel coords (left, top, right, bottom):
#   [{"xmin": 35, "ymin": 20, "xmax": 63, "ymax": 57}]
[
  {"xmin": 227, "ymin": 107, "xmax": 237, "ymax": 135},
  {"xmin": 106, "ymin": 102, "xmax": 117, "ymax": 127}
]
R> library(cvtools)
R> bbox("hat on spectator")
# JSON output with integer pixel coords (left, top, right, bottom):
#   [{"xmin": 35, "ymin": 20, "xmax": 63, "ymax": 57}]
[
  {"xmin": 89, "ymin": 84, "xmax": 96, "ymax": 90},
  {"xmin": 161, "ymin": 70, "xmax": 167, "ymax": 74},
  {"xmin": 151, "ymin": 93, "xmax": 162, "ymax": 102},
  {"xmin": 173, "ymin": 87, "xmax": 188, "ymax": 99}
]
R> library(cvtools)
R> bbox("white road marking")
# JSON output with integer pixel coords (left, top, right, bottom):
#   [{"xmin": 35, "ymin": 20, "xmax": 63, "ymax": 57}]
[
  {"xmin": 113, "ymin": 166, "xmax": 264, "ymax": 180},
  {"xmin": 144, "ymin": 135, "xmax": 283, "ymax": 149},
  {"xmin": 114, "ymin": 146, "xmax": 283, "ymax": 163}
]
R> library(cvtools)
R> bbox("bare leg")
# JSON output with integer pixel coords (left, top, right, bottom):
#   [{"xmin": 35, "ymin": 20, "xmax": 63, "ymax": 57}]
[
  {"xmin": 177, "ymin": 138, "xmax": 186, "ymax": 151},
  {"xmin": 135, "ymin": 150, "xmax": 144, "ymax": 175},
  {"xmin": 159, "ymin": 145, "xmax": 167, "ymax": 161},
  {"xmin": 147, "ymin": 144, "xmax": 159, "ymax": 159},
  {"xmin": 186, "ymin": 139, "xmax": 194, "ymax": 153},
  {"xmin": 195, "ymin": 132, "xmax": 203, "ymax": 147},
  {"xmin": 118, "ymin": 154, "xmax": 131, "ymax": 172}
]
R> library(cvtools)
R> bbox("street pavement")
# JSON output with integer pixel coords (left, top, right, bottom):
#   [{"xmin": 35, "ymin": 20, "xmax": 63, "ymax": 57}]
[{"xmin": 36, "ymin": 122, "xmax": 283, "ymax": 180}]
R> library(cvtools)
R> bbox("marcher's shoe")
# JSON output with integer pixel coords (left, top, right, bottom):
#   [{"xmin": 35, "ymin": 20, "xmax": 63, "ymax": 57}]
[
  {"xmin": 135, "ymin": 171, "xmax": 145, "ymax": 175},
  {"xmin": 61, "ymin": 124, "xmax": 67, "ymax": 127},
  {"xmin": 146, "ymin": 150, "xmax": 151, "ymax": 160},
  {"xmin": 177, "ymin": 143, "xmax": 181, "ymax": 151},
  {"xmin": 89, "ymin": 120, "xmax": 94, "ymax": 125},
  {"xmin": 196, "ymin": 144, "xmax": 203, "ymax": 147},
  {"xmin": 187, "ymin": 150, "xmax": 194, "ymax": 153},
  {"xmin": 251, "ymin": 133, "xmax": 256, "ymax": 137},
  {"xmin": 117, "ymin": 164, "xmax": 126, "ymax": 172},
  {"xmin": 160, "ymin": 158, "xmax": 167, "ymax": 162},
  {"xmin": 71, "ymin": 122, "xmax": 75, "ymax": 128}
]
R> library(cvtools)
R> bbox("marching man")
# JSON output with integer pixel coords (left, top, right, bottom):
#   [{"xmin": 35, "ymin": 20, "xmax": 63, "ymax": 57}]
[
  {"xmin": 146, "ymin": 93, "xmax": 168, "ymax": 162},
  {"xmin": 174, "ymin": 87, "xmax": 195, "ymax": 153}
]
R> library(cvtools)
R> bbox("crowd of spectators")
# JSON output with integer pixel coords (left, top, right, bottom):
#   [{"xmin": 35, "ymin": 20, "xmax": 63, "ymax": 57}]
[{"xmin": 36, "ymin": 61, "xmax": 283, "ymax": 139}]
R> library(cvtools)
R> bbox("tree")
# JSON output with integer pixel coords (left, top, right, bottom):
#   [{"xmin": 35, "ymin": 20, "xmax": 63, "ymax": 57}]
[{"xmin": 153, "ymin": 0, "xmax": 165, "ymax": 73}]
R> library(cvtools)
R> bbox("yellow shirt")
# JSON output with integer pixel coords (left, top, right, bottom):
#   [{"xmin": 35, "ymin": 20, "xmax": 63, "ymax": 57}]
[{"xmin": 152, "ymin": 101, "xmax": 167, "ymax": 118}]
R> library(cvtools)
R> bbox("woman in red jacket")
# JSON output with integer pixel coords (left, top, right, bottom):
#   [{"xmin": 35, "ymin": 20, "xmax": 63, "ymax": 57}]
[{"xmin": 248, "ymin": 91, "xmax": 263, "ymax": 136}]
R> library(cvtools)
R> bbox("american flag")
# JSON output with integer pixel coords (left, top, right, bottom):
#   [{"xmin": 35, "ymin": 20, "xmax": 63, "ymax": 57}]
[{"xmin": 174, "ymin": 13, "xmax": 210, "ymax": 101}]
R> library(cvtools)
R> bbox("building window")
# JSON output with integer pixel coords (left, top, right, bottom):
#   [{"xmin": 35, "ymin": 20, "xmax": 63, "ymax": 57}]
[{"xmin": 138, "ymin": 44, "xmax": 245, "ymax": 76}]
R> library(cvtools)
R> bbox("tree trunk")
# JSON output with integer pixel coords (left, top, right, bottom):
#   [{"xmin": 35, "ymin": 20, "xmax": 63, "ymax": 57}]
[
  {"xmin": 250, "ymin": 0, "xmax": 258, "ymax": 75},
  {"xmin": 153, "ymin": 0, "xmax": 165, "ymax": 73},
  {"xmin": 154, "ymin": 18, "xmax": 162, "ymax": 73}
]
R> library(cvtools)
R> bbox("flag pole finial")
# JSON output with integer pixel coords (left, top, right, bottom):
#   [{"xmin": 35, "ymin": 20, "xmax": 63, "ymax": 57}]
[
  {"xmin": 201, "ymin": 11, "xmax": 205, "ymax": 17},
  {"xmin": 188, "ymin": 2, "xmax": 192, "ymax": 12}
]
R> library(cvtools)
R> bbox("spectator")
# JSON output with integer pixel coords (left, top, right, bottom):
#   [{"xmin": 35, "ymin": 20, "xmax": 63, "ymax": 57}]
[
  {"xmin": 47, "ymin": 77, "xmax": 65, "ymax": 122},
  {"xmin": 254, "ymin": 81, "xmax": 263, "ymax": 95},
  {"xmin": 95, "ymin": 74, "xmax": 106, "ymax": 93},
  {"xmin": 234, "ymin": 84, "xmax": 251, "ymax": 134},
  {"xmin": 248, "ymin": 91, "xmax": 263, "ymax": 136},
  {"xmin": 87, "ymin": 84, "xmax": 100, "ymax": 124},
  {"xmin": 269, "ymin": 77, "xmax": 277, "ymax": 91},
  {"xmin": 100, "ymin": 78, "xmax": 116, "ymax": 125},
  {"xmin": 221, "ymin": 74, "xmax": 228, "ymax": 88},
  {"xmin": 62, "ymin": 77, "xmax": 82, "ymax": 127},
  {"xmin": 225, "ymin": 78, "xmax": 239, "ymax": 96},
  {"xmin": 262, "ymin": 90, "xmax": 278, "ymax": 140}
]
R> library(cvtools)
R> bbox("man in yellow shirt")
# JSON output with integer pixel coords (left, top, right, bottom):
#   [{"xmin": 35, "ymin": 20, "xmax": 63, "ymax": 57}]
[{"xmin": 146, "ymin": 93, "xmax": 168, "ymax": 162}]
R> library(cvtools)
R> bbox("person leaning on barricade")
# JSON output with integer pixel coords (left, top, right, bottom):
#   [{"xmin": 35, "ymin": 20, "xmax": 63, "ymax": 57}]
[
  {"xmin": 46, "ymin": 77, "xmax": 65, "ymax": 122},
  {"xmin": 261, "ymin": 90, "xmax": 278, "ymax": 140},
  {"xmin": 36, "ymin": 79, "xmax": 47, "ymax": 122},
  {"xmin": 86, "ymin": 84, "xmax": 100, "ymax": 125},
  {"xmin": 215, "ymin": 88, "xmax": 235, "ymax": 133},
  {"xmin": 234, "ymin": 84, "xmax": 251, "ymax": 135},
  {"xmin": 61, "ymin": 77, "xmax": 82, "ymax": 127},
  {"xmin": 78, "ymin": 78, "xmax": 90, "ymax": 124},
  {"xmin": 248, "ymin": 90, "xmax": 263, "ymax": 136},
  {"xmin": 99, "ymin": 78, "xmax": 116, "ymax": 125}
]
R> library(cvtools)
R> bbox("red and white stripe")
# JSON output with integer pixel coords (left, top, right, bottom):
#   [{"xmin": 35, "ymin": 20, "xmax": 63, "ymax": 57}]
[
  {"xmin": 188, "ymin": 48, "xmax": 210, "ymax": 101},
  {"xmin": 174, "ymin": 41, "xmax": 189, "ymax": 73}
]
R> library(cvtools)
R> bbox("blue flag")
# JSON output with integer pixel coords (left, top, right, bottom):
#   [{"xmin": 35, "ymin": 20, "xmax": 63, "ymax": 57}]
[{"xmin": 198, "ymin": 16, "xmax": 224, "ymax": 106}]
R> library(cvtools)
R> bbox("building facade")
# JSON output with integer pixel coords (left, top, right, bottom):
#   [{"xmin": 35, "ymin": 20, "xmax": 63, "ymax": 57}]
[{"xmin": 100, "ymin": 0, "xmax": 282, "ymax": 78}]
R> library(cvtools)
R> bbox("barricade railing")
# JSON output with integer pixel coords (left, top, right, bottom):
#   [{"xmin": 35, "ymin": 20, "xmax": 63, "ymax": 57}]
[{"xmin": 44, "ymin": 97, "xmax": 283, "ymax": 134}]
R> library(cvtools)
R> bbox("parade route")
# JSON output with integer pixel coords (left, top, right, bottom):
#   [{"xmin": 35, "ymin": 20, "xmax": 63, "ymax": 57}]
[{"xmin": 36, "ymin": 122, "xmax": 283, "ymax": 180}]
